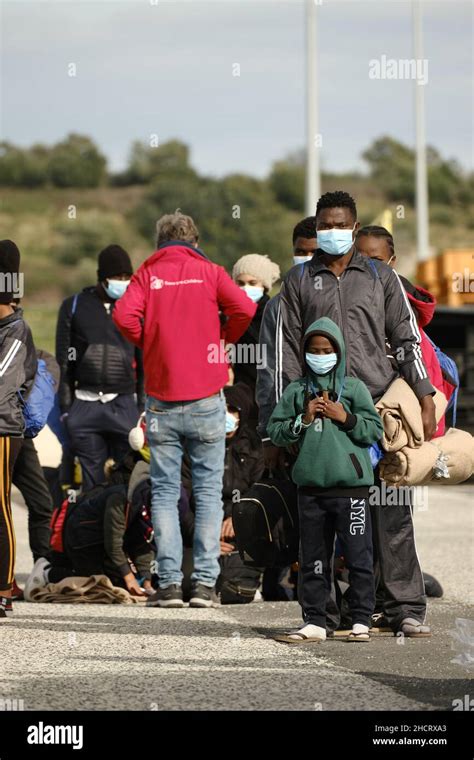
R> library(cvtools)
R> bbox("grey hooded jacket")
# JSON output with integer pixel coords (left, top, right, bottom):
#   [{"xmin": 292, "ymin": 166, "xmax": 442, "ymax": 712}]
[
  {"xmin": 0, "ymin": 308, "xmax": 37, "ymax": 437},
  {"xmin": 256, "ymin": 250, "xmax": 434, "ymax": 440}
]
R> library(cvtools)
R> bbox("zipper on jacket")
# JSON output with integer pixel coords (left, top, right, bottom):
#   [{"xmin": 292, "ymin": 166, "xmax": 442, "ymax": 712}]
[
  {"xmin": 101, "ymin": 308, "xmax": 111, "ymax": 392},
  {"xmin": 335, "ymin": 274, "xmax": 350, "ymax": 367}
]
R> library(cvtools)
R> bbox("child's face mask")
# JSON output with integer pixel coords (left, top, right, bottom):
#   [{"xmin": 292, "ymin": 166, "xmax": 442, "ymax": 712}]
[
  {"xmin": 225, "ymin": 411, "xmax": 239, "ymax": 434},
  {"xmin": 305, "ymin": 352, "xmax": 337, "ymax": 375}
]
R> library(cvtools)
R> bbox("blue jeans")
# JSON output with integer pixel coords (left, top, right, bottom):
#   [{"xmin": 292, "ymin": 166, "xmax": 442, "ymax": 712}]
[{"xmin": 146, "ymin": 391, "xmax": 226, "ymax": 588}]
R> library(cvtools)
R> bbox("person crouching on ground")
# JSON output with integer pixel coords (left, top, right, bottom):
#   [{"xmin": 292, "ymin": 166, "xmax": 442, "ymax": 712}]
[{"xmin": 267, "ymin": 317, "xmax": 383, "ymax": 644}]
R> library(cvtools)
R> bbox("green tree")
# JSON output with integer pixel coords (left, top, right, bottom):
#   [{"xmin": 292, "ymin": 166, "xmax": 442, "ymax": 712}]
[
  {"xmin": 0, "ymin": 142, "xmax": 49, "ymax": 187},
  {"xmin": 113, "ymin": 139, "xmax": 192, "ymax": 185},
  {"xmin": 47, "ymin": 134, "xmax": 107, "ymax": 188},
  {"xmin": 132, "ymin": 166, "xmax": 297, "ymax": 273},
  {"xmin": 363, "ymin": 135, "xmax": 473, "ymax": 208},
  {"xmin": 268, "ymin": 150, "xmax": 305, "ymax": 211},
  {"xmin": 362, "ymin": 136, "xmax": 415, "ymax": 204}
]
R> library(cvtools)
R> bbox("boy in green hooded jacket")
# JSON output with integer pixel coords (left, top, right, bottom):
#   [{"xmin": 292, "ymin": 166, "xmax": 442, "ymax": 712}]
[{"xmin": 268, "ymin": 317, "xmax": 383, "ymax": 643}]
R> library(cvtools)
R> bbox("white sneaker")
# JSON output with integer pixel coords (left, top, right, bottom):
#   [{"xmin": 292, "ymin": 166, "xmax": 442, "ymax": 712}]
[{"xmin": 24, "ymin": 557, "xmax": 51, "ymax": 601}]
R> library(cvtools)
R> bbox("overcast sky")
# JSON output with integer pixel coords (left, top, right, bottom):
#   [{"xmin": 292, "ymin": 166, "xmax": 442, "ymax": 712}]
[{"xmin": 1, "ymin": 0, "xmax": 472, "ymax": 177}]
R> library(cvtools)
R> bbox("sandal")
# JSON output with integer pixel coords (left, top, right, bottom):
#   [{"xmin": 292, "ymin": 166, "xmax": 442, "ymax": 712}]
[
  {"xmin": 273, "ymin": 629, "xmax": 325, "ymax": 645},
  {"xmin": 346, "ymin": 631, "xmax": 371, "ymax": 642},
  {"xmin": 327, "ymin": 628, "xmax": 353, "ymax": 638},
  {"xmin": 398, "ymin": 618, "xmax": 431, "ymax": 638}
]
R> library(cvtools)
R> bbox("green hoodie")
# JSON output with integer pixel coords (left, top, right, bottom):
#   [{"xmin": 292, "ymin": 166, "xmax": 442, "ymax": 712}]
[{"xmin": 267, "ymin": 317, "xmax": 383, "ymax": 491}]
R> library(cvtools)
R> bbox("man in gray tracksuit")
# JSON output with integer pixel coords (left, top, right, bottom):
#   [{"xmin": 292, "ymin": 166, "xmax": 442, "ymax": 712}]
[{"xmin": 256, "ymin": 191, "xmax": 437, "ymax": 636}]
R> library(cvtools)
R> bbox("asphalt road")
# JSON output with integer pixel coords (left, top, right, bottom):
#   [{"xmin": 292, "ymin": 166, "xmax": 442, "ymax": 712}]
[{"xmin": 0, "ymin": 479, "xmax": 471, "ymax": 712}]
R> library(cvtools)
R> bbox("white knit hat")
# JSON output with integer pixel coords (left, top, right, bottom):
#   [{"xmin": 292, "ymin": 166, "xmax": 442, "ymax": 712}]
[
  {"xmin": 128, "ymin": 412, "xmax": 146, "ymax": 451},
  {"xmin": 232, "ymin": 254, "xmax": 280, "ymax": 292}
]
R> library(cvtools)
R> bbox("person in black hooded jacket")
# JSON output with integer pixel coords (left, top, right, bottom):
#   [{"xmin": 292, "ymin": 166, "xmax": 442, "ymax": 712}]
[
  {"xmin": 55, "ymin": 245, "xmax": 144, "ymax": 493},
  {"xmin": 218, "ymin": 383, "xmax": 265, "ymax": 603}
]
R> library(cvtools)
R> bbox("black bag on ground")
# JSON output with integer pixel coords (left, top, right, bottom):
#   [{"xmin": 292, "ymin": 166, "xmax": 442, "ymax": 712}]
[{"xmin": 232, "ymin": 471, "xmax": 298, "ymax": 568}]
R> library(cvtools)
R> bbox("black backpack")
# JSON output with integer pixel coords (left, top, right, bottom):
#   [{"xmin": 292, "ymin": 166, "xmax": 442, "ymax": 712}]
[{"xmin": 232, "ymin": 472, "xmax": 299, "ymax": 569}]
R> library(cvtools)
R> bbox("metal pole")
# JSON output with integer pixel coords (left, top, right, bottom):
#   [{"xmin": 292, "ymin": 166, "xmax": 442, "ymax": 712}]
[
  {"xmin": 305, "ymin": 0, "xmax": 320, "ymax": 216},
  {"xmin": 413, "ymin": 0, "xmax": 430, "ymax": 261}
]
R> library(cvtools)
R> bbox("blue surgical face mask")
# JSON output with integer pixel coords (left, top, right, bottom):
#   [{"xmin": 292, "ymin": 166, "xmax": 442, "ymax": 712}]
[
  {"xmin": 293, "ymin": 255, "xmax": 313, "ymax": 266},
  {"xmin": 225, "ymin": 411, "xmax": 239, "ymax": 434},
  {"xmin": 242, "ymin": 285, "xmax": 264, "ymax": 303},
  {"xmin": 305, "ymin": 352, "xmax": 338, "ymax": 375},
  {"xmin": 104, "ymin": 279, "xmax": 130, "ymax": 300},
  {"xmin": 317, "ymin": 225, "xmax": 355, "ymax": 256}
]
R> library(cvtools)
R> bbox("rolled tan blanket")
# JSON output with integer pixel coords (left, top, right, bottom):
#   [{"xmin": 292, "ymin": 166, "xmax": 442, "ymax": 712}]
[
  {"xmin": 376, "ymin": 378, "xmax": 447, "ymax": 452},
  {"xmin": 28, "ymin": 574, "xmax": 146, "ymax": 604},
  {"xmin": 380, "ymin": 441, "xmax": 439, "ymax": 486},
  {"xmin": 420, "ymin": 428, "xmax": 474, "ymax": 485},
  {"xmin": 380, "ymin": 427, "xmax": 474, "ymax": 486}
]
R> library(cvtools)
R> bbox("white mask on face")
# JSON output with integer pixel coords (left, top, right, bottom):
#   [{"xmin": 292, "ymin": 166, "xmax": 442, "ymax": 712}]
[
  {"xmin": 293, "ymin": 255, "xmax": 313, "ymax": 266},
  {"xmin": 241, "ymin": 285, "xmax": 264, "ymax": 303}
]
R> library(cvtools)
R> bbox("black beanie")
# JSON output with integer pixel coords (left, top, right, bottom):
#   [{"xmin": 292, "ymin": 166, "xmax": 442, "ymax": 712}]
[
  {"xmin": 97, "ymin": 245, "xmax": 133, "ymax": 281},
  {"xmin": 0, "ymin": 240, "xmax": 21, "ymax": 305}
]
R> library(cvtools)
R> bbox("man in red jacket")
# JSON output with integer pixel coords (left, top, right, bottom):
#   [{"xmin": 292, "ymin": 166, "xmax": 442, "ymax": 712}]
[{"xmin": 113, "ymin": 211, "xmax": 256, "ymax": 608}]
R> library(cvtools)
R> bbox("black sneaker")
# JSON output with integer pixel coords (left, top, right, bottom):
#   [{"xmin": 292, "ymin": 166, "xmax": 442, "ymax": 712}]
[
  {"xmin": 0, "ymin": 597, "xmax": 11, "ymax": 621},
  {"xmin": 190, "ymin": 583, "xmax": 219, "ymax": 608},
  {"xmin": 146, "ymin": 584, "xmax": 183, "ymax": 608}
]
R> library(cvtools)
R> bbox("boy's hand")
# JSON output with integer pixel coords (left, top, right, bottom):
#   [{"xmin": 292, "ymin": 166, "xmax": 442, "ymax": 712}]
[
  {"xmin": 302, "ymin": 398, "xmax": 326, "ymax": 424},
  {"xmin": 321, "ymin": 400, "xmax": 347, "ymax": 423}
]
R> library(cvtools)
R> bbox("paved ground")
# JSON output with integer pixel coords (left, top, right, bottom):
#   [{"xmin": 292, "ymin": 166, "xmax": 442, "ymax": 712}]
[
  {"xmin": 0, "ymin": 485, "xmax": 471, "ymax": 711},
  {"xmin": 1, "ymin": 428, "xmax": 472, "ymax": 711}
]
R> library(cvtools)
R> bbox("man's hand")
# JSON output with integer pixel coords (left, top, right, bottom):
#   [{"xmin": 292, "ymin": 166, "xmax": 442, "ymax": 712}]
[
  {"xmin": 420, "ymin": 394, "xmax": 437, "ymax": 441},
  {"xmin": 220, "ymin": 540, "xmax": 234, "ymax": 556},
  {"xmin": 123, "ymin": 572, "xmax": 146, "ymax": 596},
  {"xmin": 221, "ymin": 517, "xmax": 235, "ymax": 541},
  {"xmin": 263, "ymin": 443, "xmax": 286, "ymax": 471}
]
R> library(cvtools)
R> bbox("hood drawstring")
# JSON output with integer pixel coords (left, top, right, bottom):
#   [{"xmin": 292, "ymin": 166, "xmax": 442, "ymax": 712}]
[{"xmin": 307, "ymin": 373, "xmax": 345, "ymax": 403}]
